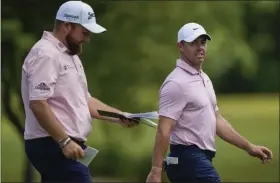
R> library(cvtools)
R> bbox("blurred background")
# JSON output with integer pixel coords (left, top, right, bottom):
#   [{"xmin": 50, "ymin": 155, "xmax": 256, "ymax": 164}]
[{"xmin": 1, "ymin": 0, "xmax": 279, "ymax": 182}]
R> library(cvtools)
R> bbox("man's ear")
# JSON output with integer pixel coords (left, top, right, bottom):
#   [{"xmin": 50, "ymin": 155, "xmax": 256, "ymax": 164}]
[
  {"xmin": 177, "ymin": 42, "xmax": 182, "ymax": 48},
  {"xmin": 62, "ymin": 22, "xmax": 72, "ymax": 34},
  {"xmin": 177, "ymin": 42, "xmax": 184, "ymax": 52}
]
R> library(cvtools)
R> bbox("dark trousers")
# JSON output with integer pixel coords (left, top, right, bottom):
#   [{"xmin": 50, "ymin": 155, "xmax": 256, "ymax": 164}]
[
  {"xmin": 25, "ymin": 137, "xmax": 92, "ymax": 183},
  {"xmin": 165, "ymin": 144, "xmax": 221, "ymax": 183}
]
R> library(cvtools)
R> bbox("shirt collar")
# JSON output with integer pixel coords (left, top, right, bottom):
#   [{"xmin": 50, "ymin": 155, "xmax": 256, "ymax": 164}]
[
  {"xmin": 176, "ymin": 59, "xmax": 201, "ymax": 75},
  {"xmin": 42, "ymin": 31, "xmax": 69, "ymax": 53}
]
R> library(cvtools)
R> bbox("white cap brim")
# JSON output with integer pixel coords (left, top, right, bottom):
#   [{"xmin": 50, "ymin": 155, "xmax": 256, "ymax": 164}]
[
  {"xmin": 82, "ymin": 22, "xmax": 106, "ymax": 34},
  {"xmin": 183, "ymin": 30, "xmax": 211, "ymax": 43}
]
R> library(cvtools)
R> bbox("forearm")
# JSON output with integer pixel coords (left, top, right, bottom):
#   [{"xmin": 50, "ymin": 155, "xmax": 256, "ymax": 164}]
[
  {"xmin": 30, "ymin": 100, "xmax": 68, "ymax": 142},
  {"xmin": 216, "ymin": 115, "xmax": 251, "ymax": 152},
  {"xmin": 151, "ymin": 129, "xmax": 170, "ymax": 169},
  {"xmin": 88, "ymin": 97, "xmax": 122, "ymax": 122}
]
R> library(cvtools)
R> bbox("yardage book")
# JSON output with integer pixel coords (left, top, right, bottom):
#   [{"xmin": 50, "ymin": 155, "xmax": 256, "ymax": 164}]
[
  {"xmin": 77, "ymin": 146, "xmax": 99, "ymax": 166},
  {"xmin": 97, "ymin": 110, "xmax": 159, "ymax": 128}
]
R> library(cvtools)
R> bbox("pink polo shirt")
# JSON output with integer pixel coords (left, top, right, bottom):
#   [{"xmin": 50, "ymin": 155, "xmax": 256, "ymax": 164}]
[
  {"xmin": 159, "ymin": 59, "xmax": 218, "ymax": 152},
  {"xmin": 21, "ymin": 31, "xmax": 92, "ymax": 142}
]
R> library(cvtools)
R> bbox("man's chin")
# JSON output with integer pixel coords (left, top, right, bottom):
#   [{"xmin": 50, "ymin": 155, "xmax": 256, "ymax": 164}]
[
  {"xmin": 69, "ymin": 45, "xmax": 83, "ymax": 55},
  {"xmin": 195, "ymin": 58, "xmax": 204, "ymax": 64}
]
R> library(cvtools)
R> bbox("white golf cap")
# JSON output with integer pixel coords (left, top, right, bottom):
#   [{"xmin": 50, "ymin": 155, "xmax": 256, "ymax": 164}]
[
  {"xmin": 56, "ymin": 0, "xmax": 106, "ymax": 34},
  {"xmin": 177, "ymin": 22, "xmax": 211, "ymax": 43}
]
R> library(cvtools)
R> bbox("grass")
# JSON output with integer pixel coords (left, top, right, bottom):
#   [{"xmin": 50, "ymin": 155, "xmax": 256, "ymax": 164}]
[
  {"xmin": 1, "ymin": 93, "xmax": 279, "ymax": 182},
  {"xmin": 214, "ymin": 94, "xmax": 279, "ymax": 182}
]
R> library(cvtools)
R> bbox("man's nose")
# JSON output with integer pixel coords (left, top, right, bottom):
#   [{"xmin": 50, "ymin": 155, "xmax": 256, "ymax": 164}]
[
  {"xmin": 198, "ymin": 43, "xmax": 205, "ymax": 50},
  {"xmin": 82, "ymin": 33, "xmax": 91, "ymax": 42},
  {"xmin": 84, "ymin": 36, "xmax": 90, "ymax": 43}
]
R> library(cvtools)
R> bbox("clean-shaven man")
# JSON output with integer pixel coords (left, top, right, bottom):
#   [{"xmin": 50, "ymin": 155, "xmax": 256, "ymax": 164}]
[{"xmin": 146, "ymin": 22, "xmax": 273, "ymax": 183}]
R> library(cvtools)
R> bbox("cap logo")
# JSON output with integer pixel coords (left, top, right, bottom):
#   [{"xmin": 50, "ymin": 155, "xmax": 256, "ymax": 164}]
[
  {"xmin": 88, "ymin": 12, "xmax": 94, "ymax": 20},
  {"xmin": 193, "ymin": 28, "xmax": 199, "ymax": 30},
  {"xmin": 64, "ymin": 13, "xmax": 79, "ymax": 21}
]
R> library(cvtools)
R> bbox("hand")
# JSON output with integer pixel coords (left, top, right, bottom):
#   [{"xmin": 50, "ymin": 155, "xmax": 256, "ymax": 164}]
[
  {"xmin": 146, "ymin": 167, "xmax": 162, "ymax": 183},
  {"xmin": 62, "ymin": 140, "xmax": 84, "ymax": 160},
  {"xmin": 246, "ymin": 144, "xmax": 273, "ymax": 164},
  {"xmin": 119, "ymin": 112, "xmax": 139, "ymax": 128}
]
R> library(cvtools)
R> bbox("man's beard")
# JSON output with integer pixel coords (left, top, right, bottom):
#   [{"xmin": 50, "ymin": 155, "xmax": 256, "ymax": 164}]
[{"xmin": 66, "ymin": 35, "xmax": 82, "ymax": 55}]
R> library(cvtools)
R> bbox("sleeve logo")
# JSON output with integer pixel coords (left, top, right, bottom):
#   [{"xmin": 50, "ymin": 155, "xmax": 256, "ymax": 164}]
[{"xmin": 35, "ymin": 82, "xmax": 50, "ymax": 91}]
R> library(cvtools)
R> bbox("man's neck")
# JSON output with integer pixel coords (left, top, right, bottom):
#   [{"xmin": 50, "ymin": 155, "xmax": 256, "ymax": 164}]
[
  {"xmin": 52, "ymin": 30, "xmax": 69, "ymax": 49},
  {"xmin": 180, "ymin": 56, "xmax": 202, "ymax": 72}
]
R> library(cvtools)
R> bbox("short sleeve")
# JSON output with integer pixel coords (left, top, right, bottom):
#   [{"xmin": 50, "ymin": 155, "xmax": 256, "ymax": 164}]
[
  {"xmin": 159, "ymin": 81, "xmax": 187, "ymax": 121},
  {"xmin": 87, "ymin": 91, "xmax": 92, "ymax": 99},
  {"xmin": 26, "ymin": 50, "xmax": 59, "ymax": 101},
  {"xmin": 215, "ymin": 104, "xmax": 219, "ymax": 112}
]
